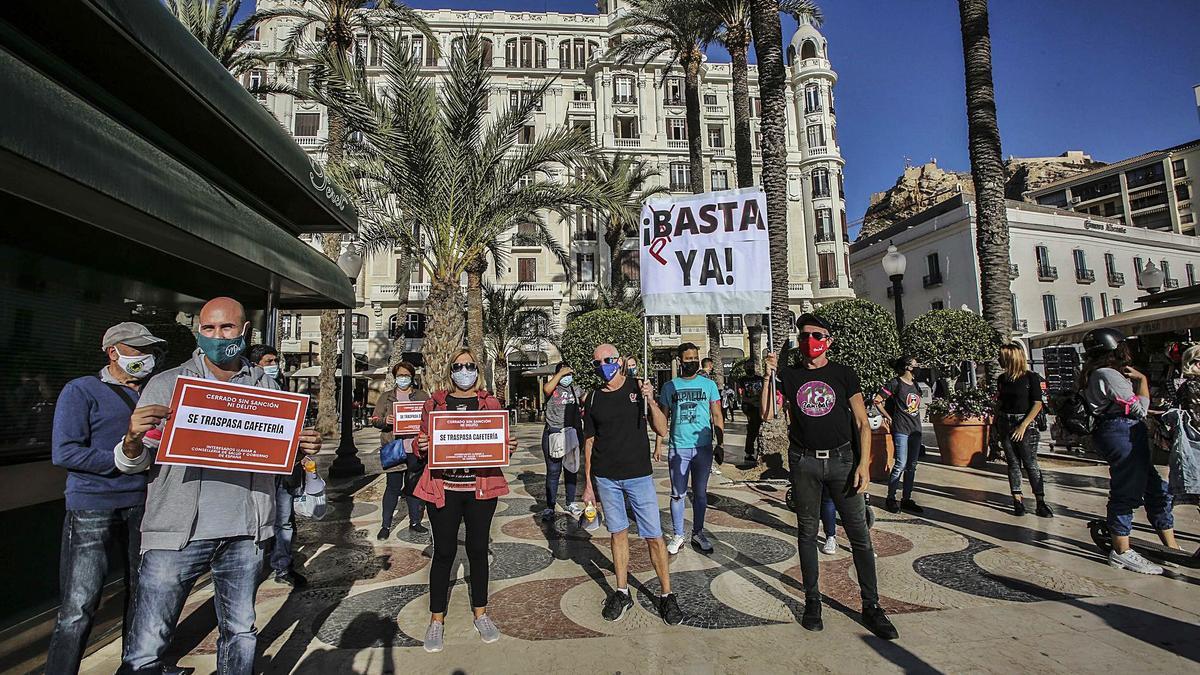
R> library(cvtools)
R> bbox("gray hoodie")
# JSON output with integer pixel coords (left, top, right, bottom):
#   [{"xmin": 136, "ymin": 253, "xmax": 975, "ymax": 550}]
[
  {"xmin": 1083, "ymin": 367, "xmax": 1149, "ymax": 419},
  {"xmin": 115, "ymin": 349, "xmax": 280, "ymax": 552}
]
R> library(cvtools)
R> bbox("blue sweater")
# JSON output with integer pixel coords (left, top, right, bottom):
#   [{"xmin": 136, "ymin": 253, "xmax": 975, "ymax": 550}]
[{"xmin": 51, "ymin": 374, "xmax": 147, "ymax": 510}]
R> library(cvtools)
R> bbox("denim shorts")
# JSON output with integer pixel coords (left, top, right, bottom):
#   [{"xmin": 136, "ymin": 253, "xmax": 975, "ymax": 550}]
[{"xmin": 593, "ymin": 474, "xmax": 662, "ymax": 538}]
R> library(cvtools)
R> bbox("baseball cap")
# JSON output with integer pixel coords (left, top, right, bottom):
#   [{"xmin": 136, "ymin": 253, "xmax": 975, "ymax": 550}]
[
  {"xmin": 793, "ymin": 313, "xmax": 832, "ymax": 333},
  {"xmin": 101, "ymin": 322, "xmax": 166, "ymax": 350}
]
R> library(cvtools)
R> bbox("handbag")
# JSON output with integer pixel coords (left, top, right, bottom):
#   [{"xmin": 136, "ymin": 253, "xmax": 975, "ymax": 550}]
[
  {"xmin": 548, "ymin": 429, "xmax": 567, "ymax": 459},
  {"xmin": 379, "ymin": 439, "xmax": 407, "ymax": 470}
]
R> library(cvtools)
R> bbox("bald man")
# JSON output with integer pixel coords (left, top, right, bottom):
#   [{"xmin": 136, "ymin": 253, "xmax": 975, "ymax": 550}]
[{"xmin": 114, "ymin": 297, "xmax": 322, "ymax": 675}]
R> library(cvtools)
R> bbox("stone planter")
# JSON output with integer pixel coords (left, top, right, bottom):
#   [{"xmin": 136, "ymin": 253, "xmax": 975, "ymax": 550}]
[
  {"xmin": 868, "ymin": 429, "xmax": 895, "ymax": 481},
  {"xmin": 931, "ymin": 414, "xmax": 989, "ymax": 467}
]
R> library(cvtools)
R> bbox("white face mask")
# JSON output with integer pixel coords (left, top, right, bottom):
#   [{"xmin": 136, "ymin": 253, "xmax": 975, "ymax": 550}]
[
  {"xmin": 395, "ymin": 376, "xmax": 413, "ymax": 390},
  {"xmin": 451, "ymin": 369, "xmax": 478, "ymax": 389},
  {"xmin": 263, "ymin": 364, "xmax": 280, "ymax": 378},
  {"xmin": 116, "ymin": 351, "xmax": 155, "ymax": 379}
]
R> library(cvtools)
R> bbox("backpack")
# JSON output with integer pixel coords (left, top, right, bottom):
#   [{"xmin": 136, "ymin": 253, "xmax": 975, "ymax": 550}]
[{"xmin": 1053, "ymin": 391, "xmax": 1094, "ymax": 436}]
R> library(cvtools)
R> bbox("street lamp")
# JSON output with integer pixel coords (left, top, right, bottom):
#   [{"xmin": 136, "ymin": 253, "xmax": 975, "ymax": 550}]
[
  {"xmin": 881, "ymin": 243, "xmax": 907, "ymax": 332},
  {"xmin": 330, "ymin": 246, "xmax": 365, "ymax": 478},
  {"xmin": 1138, "ymin": 260, "xmax": 1164, "ymax": 295}
]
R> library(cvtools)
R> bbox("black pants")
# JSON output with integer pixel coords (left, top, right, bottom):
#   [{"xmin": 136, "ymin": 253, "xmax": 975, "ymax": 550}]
[
  {"xmin": 381, "ymin": 455, "xmax": 427, "ymax": 529},
  {"xmin": 427, "ymin": 490, "xmax": 498, "ymax": 613},
  {"xmin": 999, "ymin": 414, "xmax": 1045, "ymax": 497},
  {"xmin": 789, "ymin": 448, "xmax": 878, "ymax": 606},
  {"xmin": 744, "ymin": 405, "xmax": 762, "ymax": 457}
]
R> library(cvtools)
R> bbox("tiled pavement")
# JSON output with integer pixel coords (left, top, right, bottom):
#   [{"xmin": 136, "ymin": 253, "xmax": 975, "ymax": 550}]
[{"xmin": 82, "ymin": 421, "xmax": 1200, "ymax": 674}]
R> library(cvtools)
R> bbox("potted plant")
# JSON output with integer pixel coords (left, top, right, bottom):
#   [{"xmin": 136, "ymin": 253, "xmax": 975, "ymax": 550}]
[{"xmin": 927, "ymin": 388, "xmax": 994, "ymax": 466}]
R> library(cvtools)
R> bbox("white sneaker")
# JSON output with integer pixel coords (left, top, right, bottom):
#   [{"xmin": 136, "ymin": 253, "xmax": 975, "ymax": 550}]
[
  {"xmin": 692, "ymin": 532, "xmax": 714, "ymax": 552},
  {"xmin": 666, "ymin": 534, "xmax": 686, "ymax": 555},
  {"xmin": 567, "ymin": 503, "xmax": 583, "ymax": 518},
  {"xmin": 822, "ymin": 534, "xmax": 838, "ymax": 555},
  {"xmin": 712, "ymin": 463, "xmax": 722, "ymax": 475},
  {"xmin": 1109, "ymin": 548, "xmax": 1163, "ymax": 575}
]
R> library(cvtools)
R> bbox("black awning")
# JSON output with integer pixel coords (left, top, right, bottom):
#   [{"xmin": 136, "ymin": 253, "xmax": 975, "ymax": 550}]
[{"xmin": 0, "ymin": 0, "xmax": 355, "ymax": 235}]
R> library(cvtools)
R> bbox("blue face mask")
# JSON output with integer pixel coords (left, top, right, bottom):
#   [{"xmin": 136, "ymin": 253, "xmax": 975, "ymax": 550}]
[
  {"xmin": 196, "ymin": 333, "xmax": 246, "ymax": 366},
  {"xmin": 559, "ymin": 375, "xmax": 574, "ymax": 387},
  {"xmin": 596, "ymin": 361, "xmax": 621, "ymax": 382}
]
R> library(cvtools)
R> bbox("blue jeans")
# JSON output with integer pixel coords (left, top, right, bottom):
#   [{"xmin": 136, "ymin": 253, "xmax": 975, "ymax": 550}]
[
  {"xmin": 888, "ymin": 431, "xmax": 921, "ymax": 501},
  {"xmin": 542, "ymin": 426, "xmax": 578, "ymax": 510},
  {"xmin": 270, "ymin": 477, "xmax": 299, "ymax": 574},
  {"xmin": 593, "ymin": 474, "xmax": 662, "ymax": 538},
  {"xmin": 1092, "ymin": 417, "xmax": 1174, "ymax": 537},
  {"xmin": 120, "ymin": 537, "xmax": 263, "ymax": 675},
  {"xmin": 46, "ymin": 505, "xmax": 143, "ymax": 674},
  {"xmin": 669, "ymin": 445, "xmax": 713, "ymax": 536},
  {"xmin": 821, "ymin": 489, "xmax": 836, "ymax": 537}
]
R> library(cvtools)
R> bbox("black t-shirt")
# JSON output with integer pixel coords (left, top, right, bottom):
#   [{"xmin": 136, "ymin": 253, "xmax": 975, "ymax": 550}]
[
  {"xmin": 879, "ymin": 376, "xmax": 922, "ymax": 435},
  {"xmin": 738, "ymin": 374, "xmax": 765, "ymax": 408},
  {"xmin": 996, "ymin": 372, "xmax": 1044, "ymax": 415},
  {"xmin": 582, "ymin": 376, "xmax": 651, "ymax": 480},
  {"xmin": 440, "ymin": 394, "xmax": 480, "ymax": 487},
  {"xmin": 777, "ymin": 362, "xmax": 862, "ymax": 451}
]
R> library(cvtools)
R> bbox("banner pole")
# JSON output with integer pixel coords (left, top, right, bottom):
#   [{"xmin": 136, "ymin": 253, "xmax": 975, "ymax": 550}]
[
  {"xmin": 766, "ymin": 306, "xmax": 776, "ymax": 419},
  {"xmin": 643, "ymin": 314, "xmax": 650, "ymax": 415}
]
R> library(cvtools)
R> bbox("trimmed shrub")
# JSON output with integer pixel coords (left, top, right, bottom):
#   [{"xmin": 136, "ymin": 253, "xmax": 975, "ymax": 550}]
[
  {"xmin": 812, "ymin": 299, "xmax": 901, "ymax": 396},
  {"xmin": 901, "ymin": 309, "xmax": 1002, "ymax": 373},
  {"xmin": 560, "ymin": 309, "xmax": 645, "ymax": 390}
]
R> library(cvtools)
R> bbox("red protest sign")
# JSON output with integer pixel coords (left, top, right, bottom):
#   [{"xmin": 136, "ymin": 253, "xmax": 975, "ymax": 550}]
[
  {"xmin": 392, "ymin": 401, "xmax": 424, "ymax": 436},
  {"xmin": 428, "ymin": 410, "xmax": 509, "ymax": 469},
  {"xmin": 156, "ymin": 376, "xmax": 309, "ymax": 474}
]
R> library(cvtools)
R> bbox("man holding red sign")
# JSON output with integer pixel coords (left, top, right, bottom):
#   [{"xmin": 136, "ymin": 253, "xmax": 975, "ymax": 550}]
[{"xmin": 113, "ymin": 297, "xmax": 322, "ymax": 675}]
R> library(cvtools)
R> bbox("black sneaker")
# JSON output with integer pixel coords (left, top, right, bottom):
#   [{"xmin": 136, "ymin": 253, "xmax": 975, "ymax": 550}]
[
  {"xmin": 862, "ymin": 604, "xmax": 898, "ymax": 640},
  {"xmin": 884, "ymin": 497, "xmax": 900, "ymax": 513},
  {"xmin": 900, "ymin": 499, "xmax": 924, "ymax": 514},
  {"xmin": 409, "ymin": 522, "xmax": 428, "ymax": 534},
  {"xmin": 801, "ymin": 595, "xmax": 823, "ymax": 631},
  {"xmin": 1035, "ymin": 500, "xmax": 1054, "ymax": 518},
  {"xmin": 1013, "ymin": 500, "xmax": 1027, "ymax": 516},
  {"xmin": 274, "ymin": 568, "xmax": 308, "ymax": 588},
  {"xmin": 377, "ymin": 527, "xmax": 391, "ymax": 541},
  {"xmin": 602, "ymin": 590, "xmax": 634, "ymax": 622},
  {"xmin": 659, "ymin": 593, "xmax": 684, "ymax": 625}
]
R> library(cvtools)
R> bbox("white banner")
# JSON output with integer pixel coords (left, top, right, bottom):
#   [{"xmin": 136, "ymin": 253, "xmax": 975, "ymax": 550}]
[{"xmin": 638, "ymin": 187, "xmax": 771, "ymax": 316}]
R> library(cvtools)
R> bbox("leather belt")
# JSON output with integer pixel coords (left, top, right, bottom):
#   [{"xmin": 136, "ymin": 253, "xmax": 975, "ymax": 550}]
[{"xmin": 790, "ymin": 441, "xmax": 853, "ymax": 460}]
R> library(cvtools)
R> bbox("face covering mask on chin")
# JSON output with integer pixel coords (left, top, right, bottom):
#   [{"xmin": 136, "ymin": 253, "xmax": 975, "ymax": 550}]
[
  {"xmin": 680, "ymin": 361, "xmax": 700, "ymax": 377},
  {"xmin": 596, "ymin": 361, "xmax": 621, "ymax": 382},
  {"xmin": 801, "ymin": 337, "xmax": 829, "ymax": 359},
  {"xmin": 451, "ymin": 369, "xmax": 478, "ymax": 389},
  {"xmin": 197, "ymin": 333, "xmax": 246, "ymax": 366},
  {"xmin": 117, "ymin": 352, "xmax": 155, "ymax": 379}
]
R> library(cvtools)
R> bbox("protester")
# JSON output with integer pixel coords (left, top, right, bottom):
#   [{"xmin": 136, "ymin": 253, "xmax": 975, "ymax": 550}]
[
  {"xmin": 414, "ymin": 348, "xmax": 516, "ymax": 652},
  {"xmin": 721, "ymin": 384, "xmax": 737, "ymax": 423},
  {"xmin": 540, "ymin": 362, "xmax": 583, "ymax": 521},
  {"xmin": 763, "ymin": 314, "xmax": 897, "ymax": 639},
  {"xmin": 995, "ymin": 344, "xmax": 1052, "ymax": 518},
  {"xmin": 700, "ymin": 357, "xmax": 716, "ymax": 380},
  {"xmin": 373, "ymin": 361, "xmax": 429, "ymax": 538},
  {"xmin": 737, "ymin": 363, "xmax": 766, "ymax": 463},
  {"xmin": 1163, "ymin": 345, "xmax": 1200, "ymax": 558},
  {"xmin": 580, "ymin": 344, "xmax": 681, "ymax": 625},
  {"xmin": 875, "ymin": 355, "xmax": 924, "ymax": 514},
  {"xmin": 656, "ymin": 343, "xmax": 723, "ymax": 554},
  {"xmin": 46, "ymin": 322, "xmax": 163, "ymax": 674},
  {"xmin": 113, "ymin": 298, "xmax": 323, "ymax": 674}
]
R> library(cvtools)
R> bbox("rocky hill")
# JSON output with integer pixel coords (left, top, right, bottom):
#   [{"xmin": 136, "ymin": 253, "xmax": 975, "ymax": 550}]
[{"xmin": 859, "ymin": 151, "xmax": 1105, "ymax": 238}]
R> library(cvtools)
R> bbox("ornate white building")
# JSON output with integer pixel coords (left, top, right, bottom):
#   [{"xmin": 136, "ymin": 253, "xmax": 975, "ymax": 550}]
[{"xmin": 247, "ymin": 1, "xmax": 852, "ymax": 396}]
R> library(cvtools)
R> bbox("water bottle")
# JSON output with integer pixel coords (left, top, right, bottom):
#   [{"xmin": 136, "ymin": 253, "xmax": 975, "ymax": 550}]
[{"xmin": 582, "ymin": 501, "xmax": 600, "ymax": 532}]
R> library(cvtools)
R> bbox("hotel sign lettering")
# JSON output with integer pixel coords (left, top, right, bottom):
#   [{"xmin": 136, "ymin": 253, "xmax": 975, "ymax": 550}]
[{"xmin": 1083, "ymin": 220, "xmax": 1127, "ymax": 234}]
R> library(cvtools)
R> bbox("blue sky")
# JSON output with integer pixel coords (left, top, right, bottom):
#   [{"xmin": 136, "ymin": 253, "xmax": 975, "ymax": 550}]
[{"xmin": 239, "ymin": 1, "xmax": 1200, "ymax": 237}]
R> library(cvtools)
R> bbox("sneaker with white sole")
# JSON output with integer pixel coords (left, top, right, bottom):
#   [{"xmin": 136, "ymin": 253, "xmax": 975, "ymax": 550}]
[
  {"xmin": 473, "ymin": 614, "xmax": 501, "ymax": 643},
  {"xmin": 567, "ymin": 503, "xmax": 583, "ymax": 518},
  {"xmin": 1109, "ymin": 548, "xmax": 1163, "ymax": 575},
  {"xmin": 666, "ymin": 534, "xmax": 686, "ymax": 555},
  {"xmin": 423, "ymin": 621, "xmax": 444, "ymax": 653},
  {"xmin": 692, "ymin": 532, "xmax": 714, "ymax": 552},
  {"xmin": 822, "ymin": 534, "xmax": 838, "ymax": 555}
]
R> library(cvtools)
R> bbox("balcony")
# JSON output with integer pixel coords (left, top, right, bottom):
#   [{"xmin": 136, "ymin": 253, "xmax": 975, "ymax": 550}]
[
  {"xmin": 814, "ymin": 229, "xmax": 835, "ymax": 243},
  {"xmin": 1045, "ymin": 319, "xmax": 1067, "ymax": 331},
  {"xmin": 373, "ymin": 282, "xmax": 432, "ymax": 302},
  {"xmin": 567, "ymin": 100, "xmax": 595, "ymax": 114},
  {"xmin": 667, "ymin": 139, "xmax": 688, "ymax": 149},
  {"xmin": 663, "ymin": 96, "xmax": 685, "ymax": 107},
  {"xmin": 804, "ymin": 105, "xmax": 823, "ymax": 115},
  {"xmin": 708, "ymin": 147, "xmax": 727, "ymax": 157},
  {"xmin": 573, "ymin": 281, "xmax": 598, "ymax": 297},
  {"xmin": 494, "ymin": 282, "xmax": 564, "ymax": 300},
  {"xmin": 613, "ymin": 137, "xmax": 641, "ymax": 148},
  {"xmin": 1009, "ymin": 263, "xmax": 1019, "ymax": 278},
  {"xmin": 1037, "ymin": 265, "xmax": 1058, "ymax": 281},
  {"xmin": 1075, "ymin": 268, "xmax": 1096, "ymax": 284},
  {"xmin": 512, "ymin": 233, "xmax": 540, "ymax": 247},
  {"xmin": 573, "ymin": 229, "xmax": 598, "ymax": 242},
  {"xmin": 295, "ymin": 136, "xmax": 321, "ymax": 148},
  {"xmin": 819, "ymin": 279, "xmax": 839, "ymax": 289},
  {"xmin": 669, "ymin": 182, "xmax": 690, "ymax": 192},
  {"xmin": 922, "ymin": 272, "xmax": 943, "ymax": 288},
  {"xmin": 1165, "ymin": 278, "xmax": 1180, "ymax": 289},
  {"xmin": 612, "ymin": 95, "xmax": 637, "ymax": 105},
  {"xmin": 1012, "ymin": 319, "xmax": 1029, "ymax": 332},
  {"xmin": 788, "ymin": 281, "xmax": 810, "ymax": 297},
  {"xmin": 705, "ymin": 104, "xmax": 727, "ymax": 116}
]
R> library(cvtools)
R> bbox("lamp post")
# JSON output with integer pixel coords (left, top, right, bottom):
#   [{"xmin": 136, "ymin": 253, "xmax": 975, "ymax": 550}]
[
  {"xmin": 330, "ymin": 246, "xmax": 365, "ymax": 478},
  {"xmin": 881, "ymin": 243, "xmax": 907, "ymax": 332},
  {"xmin": 743, "ymin": 311, "xmax": 763, "ymax": 372},
  {"xmin": 1138, "ymin": 260, "xmax": 1164, "ymax": 296}
]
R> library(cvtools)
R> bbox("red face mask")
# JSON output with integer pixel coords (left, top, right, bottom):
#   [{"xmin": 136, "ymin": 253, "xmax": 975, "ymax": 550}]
[{"xmin": 802, "ymin": 336, "xmax": 829, "ymax": 359}]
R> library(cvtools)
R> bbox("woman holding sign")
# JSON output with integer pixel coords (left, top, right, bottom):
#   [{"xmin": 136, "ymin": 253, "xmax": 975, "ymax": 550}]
[
  {"xmin": 372, "ymin": 361, "xmax": 429, "ymax": 539},
  {"xmin": 414, "ymin": 348, "xmax": 516, "ymax": 652}
]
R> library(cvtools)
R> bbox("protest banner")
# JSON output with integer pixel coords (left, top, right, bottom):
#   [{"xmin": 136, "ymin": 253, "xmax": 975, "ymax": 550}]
[
  {"xmin": 638, "ymin": 187, "xmax": 771, "ymax": 316},
  {"xmin": 392, "ymin": 400, "xmax": 425, "ymax": 436},
  {"xmin": 428, "ymin": 410, "xmax": 509, "ymax": 469},
  {"xmin": 156, "ymin": 376, "xmax": 309, "ymax": 474}
]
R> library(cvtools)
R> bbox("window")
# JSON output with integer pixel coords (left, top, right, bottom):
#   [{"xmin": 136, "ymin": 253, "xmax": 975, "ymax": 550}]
[
  {"xmin": 806, "ymin": 124, "xmax": 825, "ymax": 149},
  {"xmin": 1161, "ymin": 260, "xmax": 1172, "ymax": 281},
  {"xmin": 556, "ymin": 38, "xmax": 596, "ymax": 69},
  {"xmin": 614, "ymin": 116, "xmax": 638, "ymax": 138},
  {"xmin": 247, "ymin": 69, "xmax": 266, "ymax": 100},
  {"xmin": 931, "ymin": 300, "xmax": 945, "ymax": 311},
  {"xmin": 1036, "ymin": 190, "xmax": 1069, "ymax": 208},
  {"xmin": 664, "ymin": 77, "xmax": 684, "ymax": 105},
  {"xmin": 1104, "ymin": 252, "xmax": 1117, "ymax": 276},
  {"xmin": 814, "ymin": 208, "xmax": 833, "ymax": 241},
  {"xmin": 1073, "ymin": 249, "xmax": 1087, "ymax": 274},
  {"xmin": 703, "ymin": 93, "xmax": 718, "ymax": 105},
  {"xmin": 669, "ymin": 163, "xmax": 691, "ymax": 191},
  {"xmin": 1188, "ymin": 263, "xmax": 1197, "ymax": 286},
  {"xmin": 804, "ymin": 84, "xmax": 821, "ymax": 113},
  {"xmin": 1112, "ymin": 298, "xmax": 1123, "ymax": 314},
  {"xmin": 613, "ymin": 76, "xmax": 636, "ymax": 103},
  {"xmin": 1125, "ymin": 163, "xmax": 1165, "ymax": 189},
  {"xmin": 293, "ymin": 112, "xmax": 320, "ymax": 137},
  {"xmin": 404, "ymin": 312, "xmax": 426, "ymax": 338},
  {"xmin": 576, "ymin": 253, "xmax": 595, "ymax": 282},
  {"xmin": 505, "ymin": 37, "xmax": 546, "ymax": 68},
  {"xmin": 1081, "ymin": 296, "xmax": 1095, "ymax": 322},
  {"xmin": 754, "ymin": 130, "xmax": 762, "ymax": 149},
  {"xmin": 337, "ymin": 314, "xmax": 370, "ymax": 340},
  {"xmin": 711, "ymin": 170, "xmax": 729, "ymax": 191},
  {"xmin": 426, "ymin": 37, "xmax": 439, "ymax": 66},
  {"xmin": 1176, "ymin": 183, "xmax": 1191, "ymax": 202},
  {"xmin": 296, "ymin": 68, "xmax": 310, "ymax": 90},
  {"xmin": 926, "ymin": 253, "xmax": 941, "ymax": 276},
  {"xmin": 518, "ymin": 258, "xmax": 537, "ymax": 282},
  {"xmin": 409, "ymin": 35, "xmax": 424, "ymax": 63},
  {"xmin": 707, "ymin": 125, "xmax": 725, "ymax": 148},
  {"xmin": 811, "ymin": 168, "xmax": 830, "ymax": 197},
  {"xmin": 648, "ymin": 315, "xmax": 681, "ymax": 335},
  {"xmin": 1072, "ymin": 175, "xmax": 1121, "ymax": 202},
  {"xmin": 1042, "ymin": 294, "xmax": 1059, "ymax": 330},
  {"xmin": 840, "ymin": 210, "xmax": 850, "ymax": 240},
  {"xmin": 517, "ymin": 173, "xmax": 534, "ymax": 189},
  {"xmin": 1130, "ymin": 186, "xmax": 1168, "ymax": 211},
  {"xmin": 818, "ymin": 252, "xmax": 836, "ymax": 287},
  {"xmin": 1173, "ymin": 159, "xmax": 1187, "ymax": 178},
  {"xmin": 509, "ymin": 89, "xmax": 542, "ymax": 111},
  {"xmin": 749, "ymin": 96, "xmax": 761, "ymax": 118},
  {"xmin": 517, "ymin": 125, "xmax": 535, "ymax": 144},
  {"xmin": 281, "ymin": 314, "xmax": 300, "ymax": 340},
  {"xmin": 1134, "ymin": 256, "xmax": 1144, "ymax": 275},
  {"xmin": 572, "ymin": 119, "xmax": 593, "ymax": 138},
  {"xmin": 451, "ymin": 36, "xmax": 493, "ymax": 65},
  {"xmin": 666, "ymin": 118, "xmax": 687, "ymax": 141},
  {"xmin": 1036, "ymin": 245, "xmax": 1050, "ymax": 270},
  {"xmin": 1100, "ymin": 292, "xmax": 1109, "ymax": 317},
  {"xmin": 800, "ymin": 39, "xmax": 818, "ymax": 60},
  {"xmin": 617, "ymin": 249, "xmax": 640, "ymax": 280}
]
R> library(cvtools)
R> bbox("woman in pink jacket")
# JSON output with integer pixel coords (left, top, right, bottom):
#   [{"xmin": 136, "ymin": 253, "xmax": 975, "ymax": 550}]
[{"xmin": 414, "ymin": 348, "xmax": 515, "ymax": 652}]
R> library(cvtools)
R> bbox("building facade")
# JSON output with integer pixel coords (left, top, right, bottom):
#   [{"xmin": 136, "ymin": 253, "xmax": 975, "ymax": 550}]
[
  {"xmin": 246, "ymin": 1, "xmax": 853, "ymax": 394},
  {"xmin": 1026, "ymin": 139, "xmax": 1199, "ymax": 236},
  {"xmin": 850, "ymin": 195, "xmax": 1200, "ymax": 355}
]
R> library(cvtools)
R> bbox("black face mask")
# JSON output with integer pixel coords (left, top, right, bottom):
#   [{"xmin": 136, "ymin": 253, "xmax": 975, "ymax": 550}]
[{"xmin": 680, "ymin": 361, "xmax": 700, "ymax": 377}]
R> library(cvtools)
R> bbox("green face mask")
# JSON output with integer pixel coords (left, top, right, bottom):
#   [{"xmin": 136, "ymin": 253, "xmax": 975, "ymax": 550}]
[{"xmin": 196, "ymin": 333, "xmax": 246, "ymax": 365}]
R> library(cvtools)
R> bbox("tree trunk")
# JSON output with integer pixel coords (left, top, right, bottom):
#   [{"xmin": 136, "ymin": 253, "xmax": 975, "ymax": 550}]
[
  {"xmin": 388, "ymin": 255, "xmax": 416, "ymax": 376},
  {"xmin": 747, "ymin": 324, "xmax": 762, "ymax": 374},
  {"xmin": 465, "ymin": 255, "xmax": 489, "ymax": 387},
  {"xmin": 727, "ymin": 27, "xmax": 755, "ymax": 188},
  {"xmin": 706, "ymin": 316, "xmax": 725, "ymax": 389},
  {"xmin": 683, "ymin": 52, "xmax": 706, "ymax": 194},
  {"xmin": 423, "ymin": 276, "xmax": 466, "ymax": 392},
  {"xmin": 959, "ymin": 0, "xmax": 1012, "ymax": 382},
  {"xmin": 605, "ymin": 225, "xmax": 625, "ymax": 288},
  {"xmin": 316, "ymin": 233, "xmax": 342, "ymax": 437},
  {"xmin": 495, "ymin": 353, "xmax": 509, "ymax": 404}
]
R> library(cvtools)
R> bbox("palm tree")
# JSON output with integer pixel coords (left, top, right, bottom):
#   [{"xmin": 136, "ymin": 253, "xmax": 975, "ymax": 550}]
[
  {"xmin": 482, "ymin": 283, "xmax": 551, "ymax": 403},
  {"xmin": 165, "ymin": 0, "xmax": 264, "ymax": 75},
  {"xmin": 610, "ymin": 0, "xmax": 716, "ymax": 195},
  {"xmin": 589, "ymin": 155, "xmax": 669, "ymax": 288},
  {"xmin": 568, "ymin": 278, "xmax": 645, "ymax": 321},
  {"xmin": 293, "ymin": 33, "xmax": 612, "ymax": 391},
  {"xmin": 958, "ymin": 0, "xmax": 1012, "ymax": 358},
  {"xmin": 248, "ymin": 0, "xmax": 433, "ymax": 434}
]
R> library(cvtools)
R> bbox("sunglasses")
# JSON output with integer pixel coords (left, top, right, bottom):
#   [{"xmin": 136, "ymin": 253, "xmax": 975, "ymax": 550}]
[
  {"xmin": 798, "ymin": 331, "xmax": 830, "ymax": 341},
  {"xmin": 591, "ymin": 356, "xmax": 621, "ymax": 368},
  {"xmin": 451, "ymin": 362, "xmax": 478, "ymax": 373}
]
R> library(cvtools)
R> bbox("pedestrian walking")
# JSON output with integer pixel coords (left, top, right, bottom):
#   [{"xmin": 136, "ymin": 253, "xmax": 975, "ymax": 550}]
[
  {"xmin": 995, "ymin": 344, "xmax": 1053, "ymax": 518},
  {"xmin": 721, "ymin": 384, "xmax": 737, "ymax": 423},
  {"xmin": 737, "ymin": 364, "xmax": 765, "ymax": 463},
  {"xmin": 875, "ymin": 355, "xmax": 924, "ymax": 514},
  {"xmin": 373, "ymin": 361, "xmax": 429, "ymax": 539},
  {"xmin": 46, "ymin": 322, "xmax": 163, "ymax": 674},
  {"xmin": 540, "ymin": 362, "xmax": 583, "ymax": 521},
  {"xmin": 1080, "ymin": 328, "xmax": 1179, "ymax": 574},
  {"xmin": 579, "ymin": 344, "xmax": 682, "ymax": 625},
  {"xmin": 114, "ymin": 298, "xmax": 323, "ymax": 675},
  {"xmin": 413, "ymin": 349, "xmax": 515, "ymax": 652},
  {"xmin": 656, "ymin": 343, "xmax": 723, "ymax": 554},
  {"xmin": 763, "ymin": 313, "xmax": 897, "ymax": 639}
]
